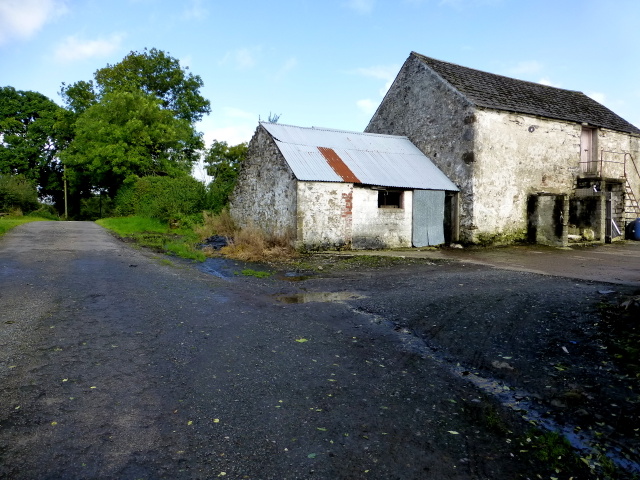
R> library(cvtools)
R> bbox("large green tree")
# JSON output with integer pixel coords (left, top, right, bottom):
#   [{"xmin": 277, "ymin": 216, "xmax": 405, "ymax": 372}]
[
  {"xmin": 60, "ymin": 48, "xmax": 210, "ymax": 197},
  {"xmin": 0, "ymin": 87, "xmax": 66, "ymax": 204},
  {"xmin": 61, "ymin": 90, "xmax": 196, "ymax": 196}
]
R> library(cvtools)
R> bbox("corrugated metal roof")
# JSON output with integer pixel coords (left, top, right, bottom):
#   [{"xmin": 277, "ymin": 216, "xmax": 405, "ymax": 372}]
[{"xmin": 260, "ymin": 122, "xmax": 459, "ymax": 191}]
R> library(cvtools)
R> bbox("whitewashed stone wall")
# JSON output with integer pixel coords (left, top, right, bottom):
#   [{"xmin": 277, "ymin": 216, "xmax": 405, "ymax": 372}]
[
  {"xmin": 472, "ymin": 110, "xmax": 581, "ymax": 242},
  {"xmin": 351, "ymin": 187, "xmax": 413, "ymax": 249},
  {"xmin": 296, "ymin": 183, "xmax": 413, "ymax": 249},
  {"xmin": 229, "ymin": 125, "xmax": 297, "ymax": 238},
  {"xmin": 296, "ymin": 182, "xmax": 353, "ymax": 249}
]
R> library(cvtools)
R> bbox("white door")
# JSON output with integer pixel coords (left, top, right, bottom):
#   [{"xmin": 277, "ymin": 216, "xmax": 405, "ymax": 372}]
[{"xmin": 580, "ymin": 128, "xmax": 596, "ymax": 173}]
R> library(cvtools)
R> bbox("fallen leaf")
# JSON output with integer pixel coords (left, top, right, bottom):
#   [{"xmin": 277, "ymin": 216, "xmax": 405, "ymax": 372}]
[
  {"xmin": 188, "ymin": 420, "xmax": 193, "ymax": 425},
  {"xmin": 447, "ymin": 431, "xmax": 460, "ymax": 435},
  {"xmin": 295, "ymin": 338, "xmax": 308, "ymax": 343},
  {"xmin": 317, "ymin": 427, "xmax": 327, "ymax": 431},
  {"xmin": 213, "ymin": 419, "xmax": 220, "ymax": 423},
  {"xmin": 307, "ymin": 453, "xmax": 317, "ymax": 458}
]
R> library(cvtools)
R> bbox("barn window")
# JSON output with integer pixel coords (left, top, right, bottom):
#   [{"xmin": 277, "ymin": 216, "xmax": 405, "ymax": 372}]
[{"xmin": 378, "ymin": 190, "xmax": 403, "ymax": 209}]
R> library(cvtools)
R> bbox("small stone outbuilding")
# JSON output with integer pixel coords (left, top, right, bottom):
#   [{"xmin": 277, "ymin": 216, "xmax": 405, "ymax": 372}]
[
  {"xmin": 366, "ymin": 52, "xmax": 640, "ymax": 245},
  {"xmin": 230, "ymin": 122, "xmax": 459, "ymax": 250}
]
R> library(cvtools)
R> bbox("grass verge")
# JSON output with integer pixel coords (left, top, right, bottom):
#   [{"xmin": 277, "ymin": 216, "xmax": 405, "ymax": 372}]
[
  {"xmin": 0, "ymin": 216, "xmax": 50, "ymax": 236},
  {"xmin": 97, "ymin": 216, "xmax": 205, "ymax": 261}
]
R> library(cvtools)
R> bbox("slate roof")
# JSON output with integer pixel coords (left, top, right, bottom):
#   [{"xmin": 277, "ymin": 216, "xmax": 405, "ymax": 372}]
[
  {"xmin": 260, "ymin": 122, "xmax": 458, "ymax": 191},
  {"xmin": 412, "ymin": 52, "xmax": 640, "ymax": 135}
]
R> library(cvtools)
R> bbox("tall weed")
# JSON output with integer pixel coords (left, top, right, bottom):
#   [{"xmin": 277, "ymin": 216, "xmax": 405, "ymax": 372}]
[
  {"xmin": 194, "ymin": 209, "xmax": 237, "ymax": 240},
  {"xmin": 220, "ymin": 226, "xmax": 297, "ymax": 262}
]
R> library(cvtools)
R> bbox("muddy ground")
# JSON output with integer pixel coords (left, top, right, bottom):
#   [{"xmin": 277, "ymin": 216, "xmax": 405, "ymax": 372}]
[{"xmin": 1, "ymin": 222, "xmax": 639, "ymax": 479}]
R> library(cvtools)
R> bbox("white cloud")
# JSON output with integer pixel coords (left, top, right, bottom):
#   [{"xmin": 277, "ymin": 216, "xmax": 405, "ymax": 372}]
[
  {"xmin": 0, "ymin": 0, "xmax": 67, "ymax": 45},
  {"xmin": 356, "ymin": 98, "xmax": 377, "ymax": 115},
  {"xmin": 508, "ymin": 60, "xmax": 543, "ymax": 77},
  {"xmin": 206, "ymin": 126, "xmax": 255, "ymax": 146},
  {"xmin": 353, "ymin": 64, "xmax": 398, "ymax": 95},
  {"xmin": 198, "ymin": 113, "xmax": 257, "ymax": 149},
  {"xmin": 182, "ymin": 0, "xmax": 208, "ymax": 20},
  {"xmin": 344, "ymin": 0, "xmax": 375, "ymax": 14},
  {"xmin": 587, "ymin": 91, "xmax": 606, "ymax": 104},
  {"xmin": 220, "ymin": 47, "xmax": 261, "ymax": 70},
  {"xmin": 537, "ymin": 77, "xmax": 561, "ymax": 88},
  {"xmin": 54, "ymin": 33, "xmax": 125, "ymax": 63}
]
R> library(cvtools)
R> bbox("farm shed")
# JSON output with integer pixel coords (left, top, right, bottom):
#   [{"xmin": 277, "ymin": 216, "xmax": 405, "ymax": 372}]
[{"xmin": 230, "ymin": 122, "xmax": 459, "ymax": 250}]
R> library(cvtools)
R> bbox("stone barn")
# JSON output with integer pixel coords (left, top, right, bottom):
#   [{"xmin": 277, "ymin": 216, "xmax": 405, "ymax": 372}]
[
  {"xmin": 230, "ymin": 122, "xmax": 459, "ymax": 250},
  {"xmin": 366, "ymin": 52, "xmax": 640, "ymax": 245}
]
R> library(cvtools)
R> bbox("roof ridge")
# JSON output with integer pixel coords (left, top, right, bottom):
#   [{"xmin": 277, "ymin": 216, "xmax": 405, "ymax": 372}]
[
  {"xmin": 260, "ymin": 121, "xmax": 409, "ymax": 140},
  {"xmin": 410, "ymin": 51, "xmax": 585, "ymax": 95}
]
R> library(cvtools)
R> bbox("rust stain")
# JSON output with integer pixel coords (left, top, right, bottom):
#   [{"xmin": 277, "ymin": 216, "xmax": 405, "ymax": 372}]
[{"xmin": 317, "ymin": 147, "xmax": 360, "ymax": 183}]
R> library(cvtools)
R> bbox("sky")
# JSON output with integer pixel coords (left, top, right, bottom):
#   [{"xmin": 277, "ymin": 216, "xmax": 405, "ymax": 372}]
[{"xmin": 2, "ymin": 0, "xmax": 640, "ymax": 175}]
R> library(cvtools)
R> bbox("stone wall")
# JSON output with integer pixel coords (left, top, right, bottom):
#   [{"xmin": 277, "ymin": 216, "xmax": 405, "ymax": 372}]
[
  {"xmin": 296, "ymin": 182, "xmax": 353, "ymax": 249},
  {"xmin": 351, "ymin": 187, "xmax": 413, "ymax": 249},
  {"xmin": 296, "ymin": 183, "xmax": 413, "ymax": 249},
  {"xmin": 229, "ymin": 125, "xmax": 297, "ymax": 238},
  {"xmin": 472, "ymin": 110, "xmax": 581, "ymax": 242}
]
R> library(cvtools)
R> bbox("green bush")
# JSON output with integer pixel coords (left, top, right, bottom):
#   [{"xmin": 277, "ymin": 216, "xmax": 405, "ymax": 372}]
[
  {"xmin": 114, "ymin": 176, "xmax": 206, "ymax": 222},
  {"xmin": 27, "ymin": 204, "xmax": 59, "ymax": 220},
  {"xmin": 0, "ymin": 174, "xmax": 39, "ymax": 213}
]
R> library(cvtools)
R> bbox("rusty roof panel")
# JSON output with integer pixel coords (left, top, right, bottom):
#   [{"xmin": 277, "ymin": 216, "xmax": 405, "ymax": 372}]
[
  {"xmin": 261, "ymin": 122, "xmax": 458, "ymax": 191},
  {"xmin": 317, "ymin": 147, "xmax": 361, "ymax": 183}
]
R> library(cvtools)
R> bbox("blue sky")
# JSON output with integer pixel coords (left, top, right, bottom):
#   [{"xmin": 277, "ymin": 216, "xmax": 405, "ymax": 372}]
[{"xmin": 2, "ymin": 0, "xmax": 640, "ymax": 160}]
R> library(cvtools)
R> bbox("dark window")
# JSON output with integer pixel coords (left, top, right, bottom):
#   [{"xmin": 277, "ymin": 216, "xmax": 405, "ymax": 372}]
[{"xmin": 378, "ymin": 190, "xmax": 403, "ymax": 209}]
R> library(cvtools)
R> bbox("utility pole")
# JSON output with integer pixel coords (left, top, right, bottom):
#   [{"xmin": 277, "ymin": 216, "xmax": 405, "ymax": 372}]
[{"xmin": 63, "ymin": 165, "xmax": 68, "ymax": 220}]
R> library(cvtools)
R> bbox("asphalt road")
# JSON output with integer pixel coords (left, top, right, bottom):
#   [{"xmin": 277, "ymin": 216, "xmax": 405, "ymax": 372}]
[{"xmin": 1, "ymin": 221, "xmax": 639, "ymax": 479}]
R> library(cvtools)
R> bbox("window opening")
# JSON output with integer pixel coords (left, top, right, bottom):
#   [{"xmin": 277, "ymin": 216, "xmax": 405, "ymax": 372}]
[{"xmin": 378, "ymin": 190, "xmax": 403, "ymax": 208}]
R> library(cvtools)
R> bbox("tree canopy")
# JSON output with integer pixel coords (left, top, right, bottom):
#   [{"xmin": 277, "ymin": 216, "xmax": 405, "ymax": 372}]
[
  {"xmin": 59, "ymin": 48, "xmax": 210, "ymax": 199},
  {"xmin": 60, "ymin": 90, "xmax": 196, "ymax": 196},
  {"xmin": 61, "ymin": 48, "xmax": 210, "ymax": 123},
  {"xmin": 0, "ymin": 86, "xmax": 66, "ymax": 204}
]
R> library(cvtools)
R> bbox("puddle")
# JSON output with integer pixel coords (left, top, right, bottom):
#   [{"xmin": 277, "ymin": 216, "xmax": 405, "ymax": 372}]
[
  {"xmin": 275, "ymin": 292, "xmax": 365, "ymax": 304},
  {"xmin": 353, "ymin": 308, "xmax": 640, "ymax": 476},
  {"xmin": 197, "ymin": 258, "xmax": 238, "ymax": 279},
  {"xmin": 280, "ymin": 272, "xmax": 315, "ymax": 282}
]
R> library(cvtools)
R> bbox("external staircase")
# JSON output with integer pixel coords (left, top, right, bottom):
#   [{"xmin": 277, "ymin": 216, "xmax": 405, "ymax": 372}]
[{"xmin": 624, "ymin": 178, "xmax": 640, "ymax": 224}]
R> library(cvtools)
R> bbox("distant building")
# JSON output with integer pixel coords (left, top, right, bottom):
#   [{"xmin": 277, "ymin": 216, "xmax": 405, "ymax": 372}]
[{"xmin": 230, "ymin": 122, "xmax": 458, "ymax": 249}]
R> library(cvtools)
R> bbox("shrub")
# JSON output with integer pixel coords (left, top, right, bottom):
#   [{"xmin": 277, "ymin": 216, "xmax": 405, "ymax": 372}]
[
  {"xmin": 0, "ymin": 174, "xmax": 39, "ymax": 213},
  {"xmin": 114, "ymin": 175, "xmax": 206, "ymax": 222}
]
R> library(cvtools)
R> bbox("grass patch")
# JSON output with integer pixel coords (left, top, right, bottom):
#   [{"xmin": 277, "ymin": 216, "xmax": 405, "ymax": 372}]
[
  {"xmin": 239, "ymin": 268, "xmax": 272, "ymax": 278},
  {"xmin": 97, "ymin": 216, "xmax": 205, "ymax": 261},
  {"xmin": 0, "ymin": 215, "xmax": 50, "ymax": 236}
]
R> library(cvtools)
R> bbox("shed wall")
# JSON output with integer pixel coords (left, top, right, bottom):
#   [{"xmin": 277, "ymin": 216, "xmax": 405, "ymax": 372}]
[
  {"xmin": 296, "ymin": 182, "xmax": 414, "ymax": 249},
  {"xmin": 229, "ymin": 126, "xmax": 297, "ymax": 238},
  {"xmin": 351, "ymin": 187, "xmax": 413, "ymax": 249}
]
